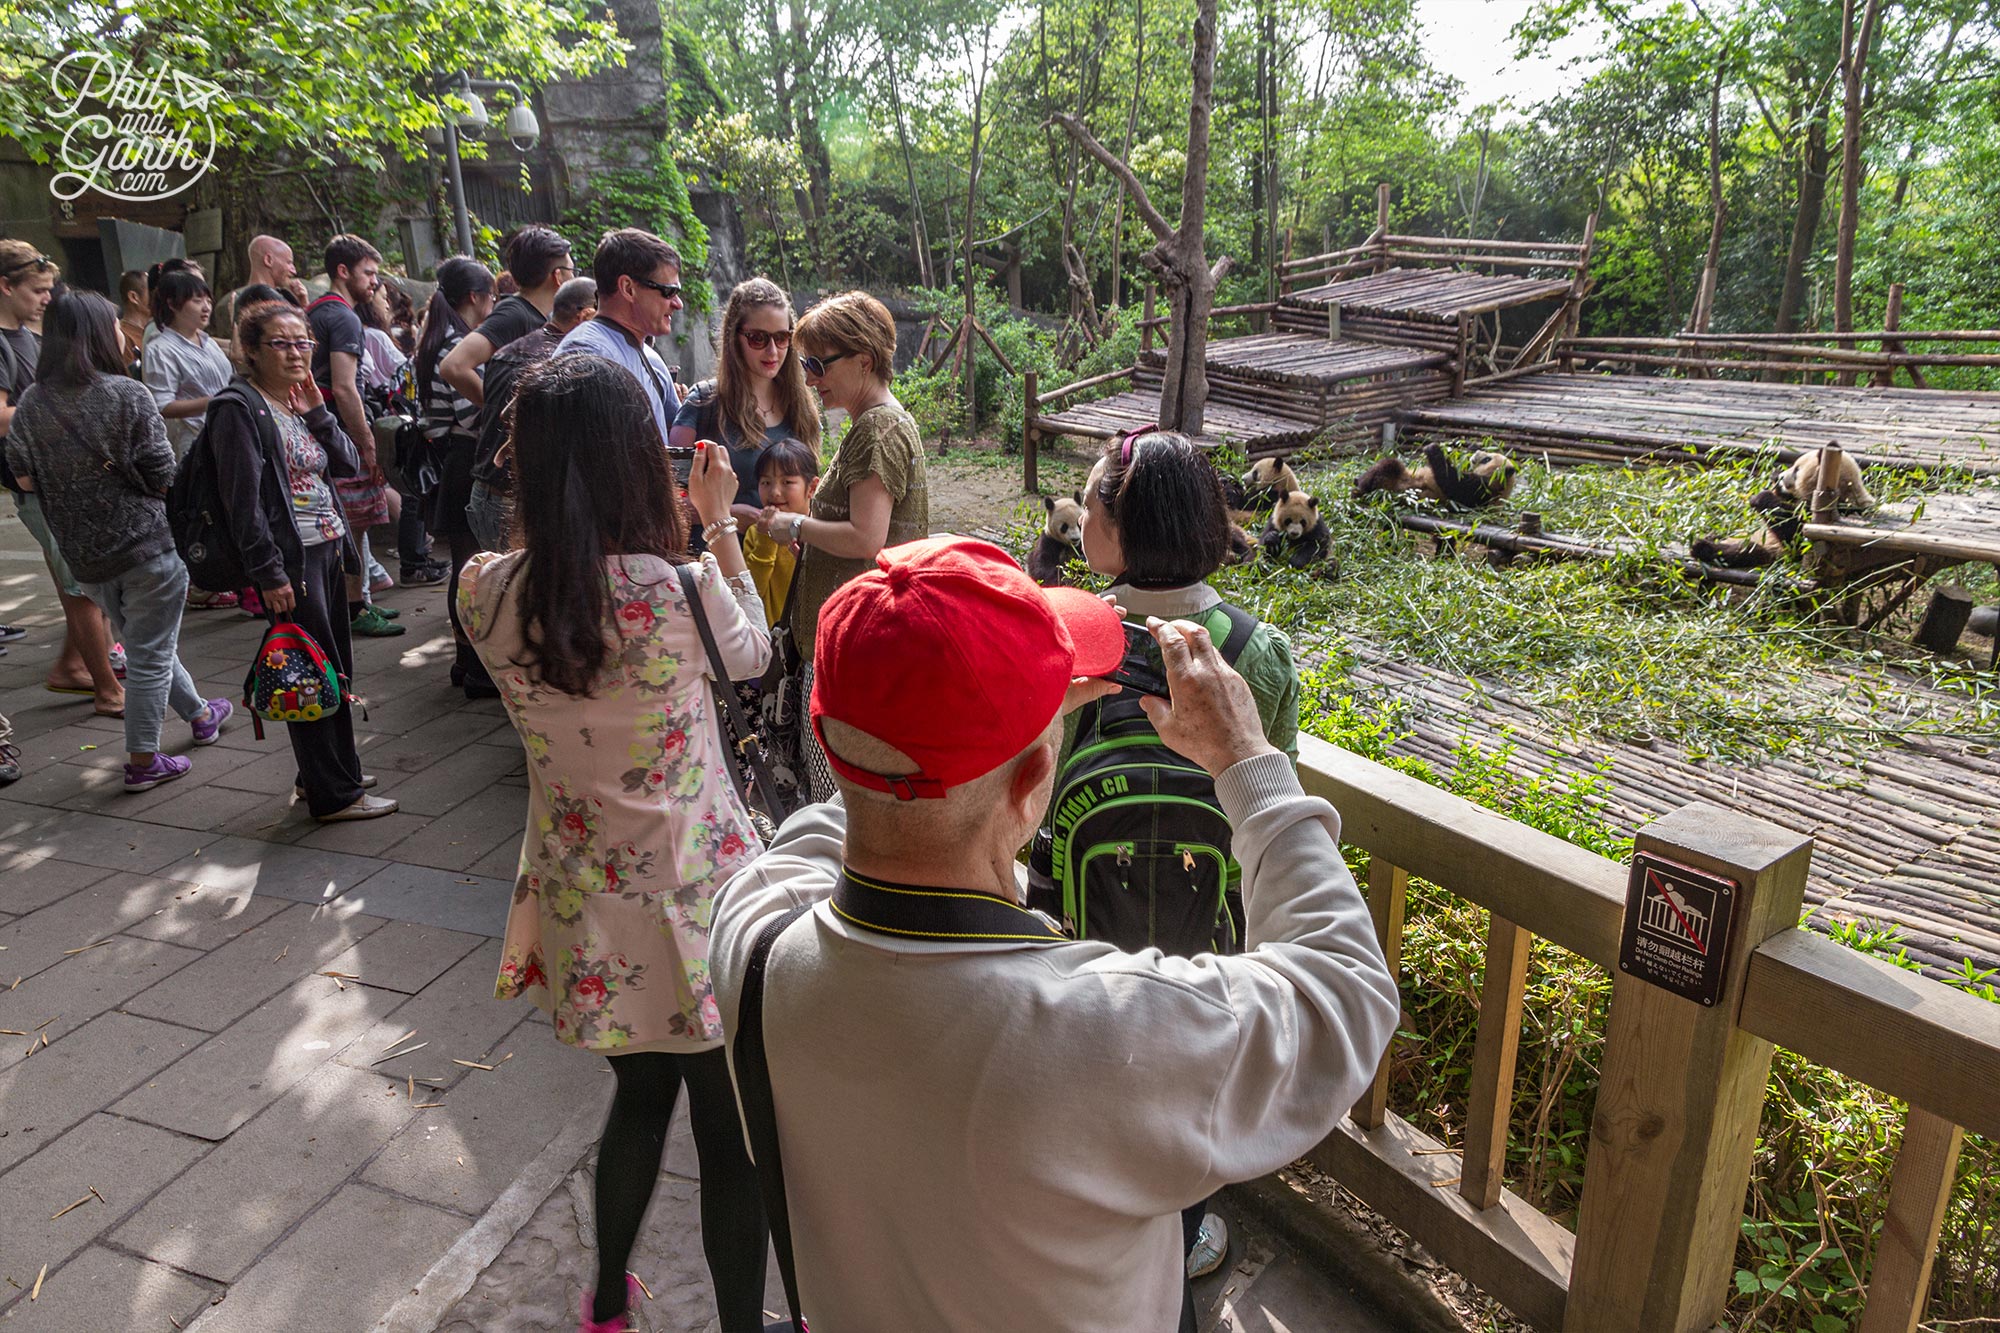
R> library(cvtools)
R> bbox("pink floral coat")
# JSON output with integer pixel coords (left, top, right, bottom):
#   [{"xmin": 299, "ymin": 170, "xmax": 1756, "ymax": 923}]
[{"xmin": 461, "ymin": 551, "xmax": 771, "ymax": 1052}]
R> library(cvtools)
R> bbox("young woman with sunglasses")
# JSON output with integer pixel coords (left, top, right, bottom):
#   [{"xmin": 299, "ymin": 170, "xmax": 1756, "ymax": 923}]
[
  {"xmin": 754, "ymin": 289, "xmax": 928, "ymax": 800},
  {"xmin": 668, "ymin": 276, "xmax": 820, "ymax": 525}
]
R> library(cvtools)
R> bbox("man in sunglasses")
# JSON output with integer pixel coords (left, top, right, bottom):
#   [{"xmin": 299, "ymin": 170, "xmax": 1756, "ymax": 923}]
[{"xmin": 556, "ymin": 227, "xmax": 685, "ymax": 455}]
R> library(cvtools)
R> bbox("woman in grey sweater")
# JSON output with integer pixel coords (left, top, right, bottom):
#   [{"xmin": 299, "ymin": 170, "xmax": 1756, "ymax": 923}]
[{"xmin": 4, "ymin": 293, "xmax": 232, "ymax": 790}]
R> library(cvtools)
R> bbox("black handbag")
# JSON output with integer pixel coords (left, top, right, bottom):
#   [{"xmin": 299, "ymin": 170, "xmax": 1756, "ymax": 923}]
[
  {"xmin": 754, "ymin": 586, "xmax": 806, "ymax": 815},
  {"xmin": 676, "ymin": 563, "xmax": 794, "ymax": 825}
]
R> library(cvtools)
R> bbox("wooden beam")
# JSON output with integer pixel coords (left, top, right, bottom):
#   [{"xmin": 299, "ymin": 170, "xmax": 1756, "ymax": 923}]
[
  {"xmin": 1351, "ymin": 859, "xmax": 1406, "ymax": 1130},
  {"xmin": 1294, "ymin": 736, "xmax": 1627, "ymax": 969},
  {"xmin": 1738, "ymin": 931, "xmax": 2000, "ymax": 1142},
  {"xmin": 1022, "ymin": 370, "xmax": 1039, "ymax": 495},
  {"xmin": 1564, "ymin": 805, "xmax": 1813, "ymax": 1333},
  {"xmin": 1312, "ymin": 1112, "xmax": 1573, "ymax": 1331},
  {"xmin": 1462, "ymin": 915, "xmax": 1532, "ymax": 1211},
  {"xmin": 1855, "ymin": 1108, "xmax": 1964, "ymax": 1333}
]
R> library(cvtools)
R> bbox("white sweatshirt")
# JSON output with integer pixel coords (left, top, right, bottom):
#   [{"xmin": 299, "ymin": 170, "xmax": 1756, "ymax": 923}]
[{"xmin": 710, "ymin": 752, "xmax": 1399, "ymax": 1332}]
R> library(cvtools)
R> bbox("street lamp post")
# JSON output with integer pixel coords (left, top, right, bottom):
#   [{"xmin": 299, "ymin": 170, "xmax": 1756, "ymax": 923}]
[{"xmin": 430, "ymin": 70, "xmax": 539, "ymax": 262}]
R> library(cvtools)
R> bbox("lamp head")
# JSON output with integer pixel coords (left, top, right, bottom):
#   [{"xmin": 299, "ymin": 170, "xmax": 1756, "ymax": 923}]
[
  {"xmin": 456, "ymin": 92, "xmax": 489, "ymax": 134},
  {"xmin": 505, "ymin": 103, "xmax": 540, "ymax": 152}
]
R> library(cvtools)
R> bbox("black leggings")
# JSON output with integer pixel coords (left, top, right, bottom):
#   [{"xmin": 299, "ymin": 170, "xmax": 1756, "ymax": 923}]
[{"xmin": 593, "ymin": 1048, "xmax": 769, "ymax": 1330}]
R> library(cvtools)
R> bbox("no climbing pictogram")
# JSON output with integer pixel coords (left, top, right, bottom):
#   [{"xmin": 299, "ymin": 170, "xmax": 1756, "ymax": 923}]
[{"xmin": 1618, "ymin": 853, "xmax": 1738, "ymax": 1007}]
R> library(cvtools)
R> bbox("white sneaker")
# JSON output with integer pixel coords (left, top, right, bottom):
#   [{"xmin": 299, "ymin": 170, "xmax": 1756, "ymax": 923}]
[
  {"xmin": 296, "ymin": 774, "xmax": 378, "ymax": 799},
  {"xmin": 316, "ymin": 793, "xmax": 399, "ymax": 823},
  {"xmin": 1186, "ymin": 1212, "xmax": 1229, "ymax": 1280}
]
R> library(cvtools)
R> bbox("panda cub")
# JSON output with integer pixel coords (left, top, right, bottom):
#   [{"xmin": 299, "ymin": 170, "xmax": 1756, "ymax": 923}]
[
  {"xmin": 1027, "ymin": 490, "xmax": 1086, "ymax": 586},
  {"xmin": 1353, "ymin": 443, "xmax": 1517, "ymax": 509},
  {"xmin": 1223, "ymin": 456, "xmax": 1300, "ymax": 519},
  {"xmin": 1691, "ymin": 449, "xmax": 1877, "ymax": 569},
  {"xmin": 1260, "ymin": 490, "xmax": 1333, "ymax": 570}
]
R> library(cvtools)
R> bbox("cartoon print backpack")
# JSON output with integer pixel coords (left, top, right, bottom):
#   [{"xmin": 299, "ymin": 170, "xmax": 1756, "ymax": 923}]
[{"xmin": 243, "ymin": 621, "xmax": 349, "ymax": 739}]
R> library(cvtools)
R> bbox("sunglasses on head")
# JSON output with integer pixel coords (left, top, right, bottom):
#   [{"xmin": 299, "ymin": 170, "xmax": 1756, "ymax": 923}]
[
  {"xmin": 0, "ymin": 253, "xmax": 52, "ymax": 278},
  {"xmin": 740, "ymin": 327, "xmax": 793, "ymax": 351},
  {"xmin": 633, "ymin": 276, "xmax": 683, "ymax": 302},
  {"xmin": 800, "ymin": 352, "xmax": 848, "ymax": 378}
]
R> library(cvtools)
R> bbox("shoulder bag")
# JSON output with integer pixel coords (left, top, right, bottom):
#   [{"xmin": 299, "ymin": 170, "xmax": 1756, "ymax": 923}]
[{"xmin": 676, "ymin": 562, "xmax": 794, "ymax": 826}]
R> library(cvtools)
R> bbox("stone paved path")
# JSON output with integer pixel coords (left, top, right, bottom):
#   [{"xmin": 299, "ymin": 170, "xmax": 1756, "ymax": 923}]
[{"xmin": 0, "ymin": 509, "xmax": 1398, "ymax": 1333}]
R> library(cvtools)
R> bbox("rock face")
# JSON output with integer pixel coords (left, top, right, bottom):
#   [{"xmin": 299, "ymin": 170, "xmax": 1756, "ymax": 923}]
[{"xmin": 541, "ymin": 0, "xmax": 669, "ymax": 189}]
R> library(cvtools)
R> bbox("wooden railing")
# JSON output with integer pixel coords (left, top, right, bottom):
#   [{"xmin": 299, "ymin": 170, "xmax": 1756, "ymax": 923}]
[
  {"xmin": 1275, "ymin": 184, "xmax": 1595, "ymax": 299},
  {"xmin": 1290, "ymin": 733, "xmax": 2000, "ymax": 1332}
]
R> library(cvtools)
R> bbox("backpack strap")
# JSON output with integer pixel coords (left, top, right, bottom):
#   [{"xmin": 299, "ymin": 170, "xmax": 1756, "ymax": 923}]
[
  {"xmin": 1213, "ymin": 600, "xmax": 1258, "ymax": 666},
  {"xmin": 733, "ymin": 903, "xmax": 812, "ymax": 1331}
]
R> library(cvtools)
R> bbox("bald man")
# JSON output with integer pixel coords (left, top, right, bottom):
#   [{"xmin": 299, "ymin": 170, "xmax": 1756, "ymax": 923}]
[{"xmin": 247, "ymin": 235, "xmax": 296, "ymax": 291}]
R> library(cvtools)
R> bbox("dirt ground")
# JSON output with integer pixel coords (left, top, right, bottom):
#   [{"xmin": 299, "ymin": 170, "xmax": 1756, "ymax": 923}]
[{"xmin": 923, "ymin": 436, "xmax": 1099, "ymax": 539}]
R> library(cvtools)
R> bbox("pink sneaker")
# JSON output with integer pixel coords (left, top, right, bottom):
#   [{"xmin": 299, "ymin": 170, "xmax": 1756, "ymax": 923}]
[{"xmin": 577, "ymin": 1273, "xmax": 642, "ymax": 1332}]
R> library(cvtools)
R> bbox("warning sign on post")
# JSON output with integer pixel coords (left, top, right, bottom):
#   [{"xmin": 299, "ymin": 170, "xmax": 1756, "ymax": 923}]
[{"xmin": 1618, "ymin": 853, "xmax": 1738, "ymax": 1007}]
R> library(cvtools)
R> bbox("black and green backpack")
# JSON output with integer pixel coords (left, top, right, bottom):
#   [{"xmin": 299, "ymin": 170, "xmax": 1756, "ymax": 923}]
[{"xmin": 1040, "ymin": 602, "xmax": 1258, "ymax": 957}]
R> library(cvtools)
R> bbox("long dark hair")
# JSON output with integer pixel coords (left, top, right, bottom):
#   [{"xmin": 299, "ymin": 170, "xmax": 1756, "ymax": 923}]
[
  {"xmin": 1094, "ymin": 430, "xmax": 1232, "ymax": 586},
  {"xmin": 504, "ymin": 355, "xmax": 689, "ymax": 695},
  {"xmin": 415, "ymin": 256, "xmax": 494, "ymax": 413},
  {"xmin": 37, "ymin": 291, "xmax": 127, "ymax": 388}
]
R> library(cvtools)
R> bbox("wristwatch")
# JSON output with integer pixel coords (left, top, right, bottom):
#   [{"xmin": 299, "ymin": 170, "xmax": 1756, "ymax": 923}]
[{"xmin": 788, "ymin": 513, "xmax": 808, "ymax": 544}]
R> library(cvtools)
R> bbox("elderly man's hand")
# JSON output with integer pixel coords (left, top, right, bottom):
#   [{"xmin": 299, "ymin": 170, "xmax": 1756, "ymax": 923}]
[{"xmin": 1137, "ymin": 617, "xmax": 1279, "ymax": 778}]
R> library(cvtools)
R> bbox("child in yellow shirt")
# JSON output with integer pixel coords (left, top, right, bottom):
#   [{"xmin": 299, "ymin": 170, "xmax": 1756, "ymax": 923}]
[{"xmin": 741, "ymin": 437, "xmax": 819, "ymax": 626}]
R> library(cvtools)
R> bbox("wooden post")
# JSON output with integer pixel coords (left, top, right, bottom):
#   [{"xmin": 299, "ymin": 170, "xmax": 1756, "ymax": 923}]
[
  {"xmin": 1855, "ymin": 1108, "xmax": 1965, "ymax": 1333},
  {"xmin": 1453, "ymin": 313, "xmax": 1472, "ymax": 395},
  {"xmin": 1327, "ymin": 301, "xmax": 1341, "ymax": 342},
  {"xmin": 1023, "ymin": 371, "xmax": 1040, "ymax": 495},
  {"xmin": 1461, "ymin": 915, "xmax": 1532, "ymax": 1210},
  {"xmin": 1142, "ymin": 283, "xmax": 1157, "ymax": 354},
  {"xmin": 1812, "ymin": 442, "xmax": 1845, "ymax": 525},
  {"xmin": 1914, "ymin": 584, "xmax": 1972, "ymax": 655},
  {"xmin": 1375, "ymin": 183, "xmax": 1392, "ymax": 272},
  {"xmin": 1350, "ymin": 859, "xmax": 1406, "ymax": 1131},
  {"xmin": 1564, "ymin": 804, "xmax": 1812, "ymax": 1333}
]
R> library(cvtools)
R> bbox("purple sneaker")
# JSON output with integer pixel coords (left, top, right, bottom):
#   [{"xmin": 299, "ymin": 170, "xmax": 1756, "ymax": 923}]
[
  {"xmin": 125, "ymin": 753, "xmax": 192, "ymax": 792},
  {"xmin": 192, "ymin": 697, "xmax": 233, "ymax": 746}
]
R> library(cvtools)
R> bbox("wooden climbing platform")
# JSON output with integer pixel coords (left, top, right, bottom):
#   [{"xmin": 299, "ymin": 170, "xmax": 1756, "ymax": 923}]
[
  {"xmin": 1147, "ymin": 331, "xmax": 1447, "ymax": 385},
  {"xmin": 1806, "ymin": 485, "xmax": 2000, "ymax": 567},
  {"xmin": 1282, "ymin": 267, "xmax": 1576, "ymax": 322},
  {"xmin": 1031, "ymin": 387, "xmax": 1319, "ymax": 453},
  {"xmin": 1404, "ymin": 374, "xmax": 2000, "ymax": 475}
]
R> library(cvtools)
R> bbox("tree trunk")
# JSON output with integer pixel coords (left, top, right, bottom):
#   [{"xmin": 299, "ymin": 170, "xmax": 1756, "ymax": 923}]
[
  {"xmin": 960, "ymin": 24, "xmax": 993, "ymax": 425},
  {"xmin": 1833, "ymin": 0, "xmax": 1885, "ymax": 345},
  {"xmin": 1109, "ymin": 0, "xmax": 1143, "ymax": 310},
  {"xmin": 1689, "ymin": 57, "xmax": 1728, "ymax": 335},
  {"xmin": 1774, "ymin": 114, "xmax": 1831, "ymax": 334},
  {"xmin": 1052, "ymin": 0, "xmax": 1222, "ymax": 433},
  {"xmin": 883, "ymin": 46, "xmax": 932, "ymax": 287}
]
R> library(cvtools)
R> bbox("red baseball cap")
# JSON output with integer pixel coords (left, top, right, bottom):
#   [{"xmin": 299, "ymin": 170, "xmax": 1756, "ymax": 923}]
[{"xmin": 810, "ymin": 535, "xmax": 1127, "ymax": 800}]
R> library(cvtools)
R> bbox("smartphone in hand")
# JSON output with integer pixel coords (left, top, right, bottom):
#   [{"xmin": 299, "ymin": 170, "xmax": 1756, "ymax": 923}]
[{"xmin": 1104, "ymin": 621, "xmax": 1170, "ymax": 698}]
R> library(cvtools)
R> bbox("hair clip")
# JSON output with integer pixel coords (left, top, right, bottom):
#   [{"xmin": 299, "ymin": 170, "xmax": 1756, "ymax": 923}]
[{"xmin": 1117, "ymin": 423, "xmax": 1159, "ymax": 466}]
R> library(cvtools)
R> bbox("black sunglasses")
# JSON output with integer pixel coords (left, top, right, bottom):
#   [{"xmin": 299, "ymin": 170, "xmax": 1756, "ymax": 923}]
[
  {"xmin": 800, "ymin": 352, "xmax": 848, "ymax": 377},
  {"xmin": 0, "ymin": 253, "xmax": 52, "ymax": 278},
  {"xmin": 633, "ymin": 276, "xmax": 683, "ymax": 302}
]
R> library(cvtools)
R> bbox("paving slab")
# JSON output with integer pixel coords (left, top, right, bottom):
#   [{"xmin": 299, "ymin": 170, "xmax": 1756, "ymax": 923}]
[
  {"xmin": 361, "ymin": 1017, "xmax": 602, "ymax": 1215},
  {"xmin": 0, "ymin": 759, "xmax": 122, "ymax": 810},
  {"xmin": 379, "ymin": 784, "xmax": 525, "ymax": 872},
  {"xmin": 113, "ymin": 1061, "xmax": 426, "ymax": 1283},
  {"xmin": 0, "ymin": 808, "xmax": 217, "ymax": 873},
  {"xmin": 153, "ymin": 836, "xmax": 391, "ymax": 908},
  {"xmin": 0, "ymin": 1012, "xmax": 199, "ymax": 1173},
  {"xmin": 122, "ymin": 899, "xmax": 383, "ymax": 1031},
  {"xmin": 335, "ymin": 939, "xmax": 536, "ymax": 1085},
  {"xmin": 0, "ymin": 1244, "xmax": 218, "ymax": 1329},
  {"xmin": 114, "ymin": 971, "xmax": 407, "ymax": 1140},
  {"xmin": 468, "ymin": 837, "xmax": 525, "ymax": 881},
  {"xmin": 0, "ymin": 935, "xmax": 203, "ymax": 1070},
  {"xmin": 320, "ymin": 918, "xmax": 485, "ymax": 995},
  {"xmin": 0, "ymin": 874, "xmax": 207, "ymax": 980},
  {"xmin": 85, "ymin": 782, "xmax": 275, "ymax": 833},
  {"xmin": 0, "ymin": 1113, "xmax": 208, "ymax": 1279},
  {"xmin": 0, "ymin": 856, "xmax": 109, "ymax": 915},
  {"xmin": 184, "ymin": 1183, "xmax": 468, "ymax": 1333},
  {"xmin": 372, "ymin": 742, "xmax": 525, "ymax": 818},
  {"xmin": 338, "ymin": 863, "xmax": 513, "ymax": 937},
  {"xmin": 119, "ymin": 880, "xmax": 290, "ymax": 952},
  {"xmin": 296, "ymin": 801, "xmax": 437, "ymax": 856}
]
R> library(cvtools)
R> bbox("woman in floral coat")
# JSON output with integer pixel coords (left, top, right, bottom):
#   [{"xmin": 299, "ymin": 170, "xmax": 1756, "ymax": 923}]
[{"xmin": 460, "ymin": 354, "xmax": 772, "ymax": 1333}]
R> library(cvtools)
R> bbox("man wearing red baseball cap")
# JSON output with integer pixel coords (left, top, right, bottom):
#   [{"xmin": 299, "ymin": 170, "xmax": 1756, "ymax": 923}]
[{"xmin": 712, "ymin": 535, "xmax": 1396, "ymax": 1333}]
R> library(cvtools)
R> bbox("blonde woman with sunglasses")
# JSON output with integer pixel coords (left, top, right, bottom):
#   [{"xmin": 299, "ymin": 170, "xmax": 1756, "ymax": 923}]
[{"xmin": 669, "ymin": 276, "xmax": 821, "ymax": 527}]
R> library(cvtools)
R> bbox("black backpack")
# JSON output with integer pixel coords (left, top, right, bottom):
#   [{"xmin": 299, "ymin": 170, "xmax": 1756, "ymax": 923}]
[
  {"xmin": 1039, "ymin": 602, "xmax": 1259, "ymax": 956},
  {"xmin": 168, "ymin": 393, "xmax": 264, "ymax": 594}
]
